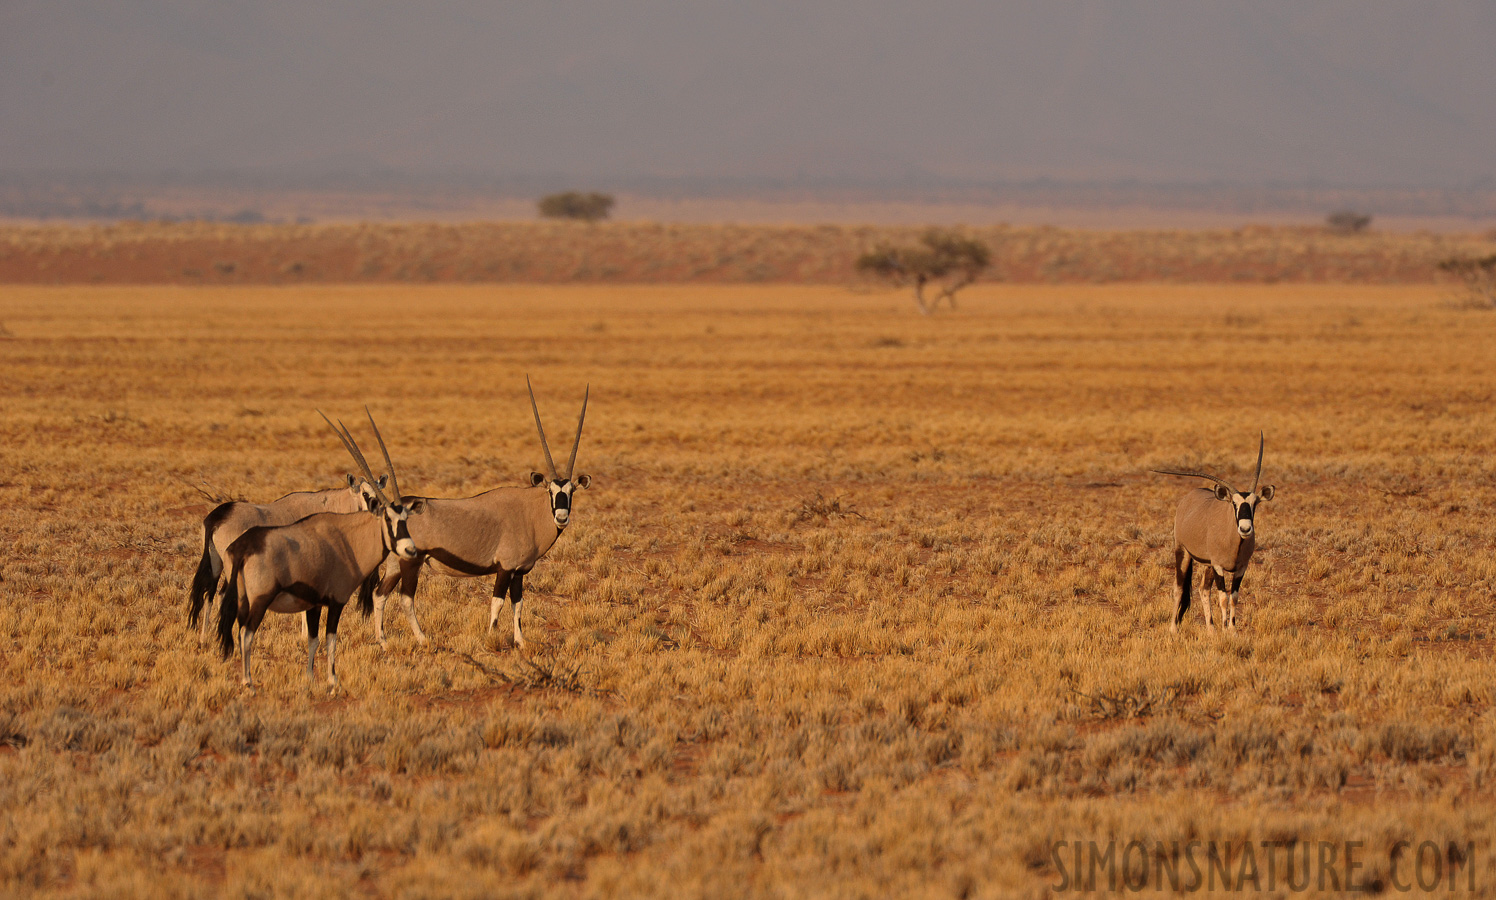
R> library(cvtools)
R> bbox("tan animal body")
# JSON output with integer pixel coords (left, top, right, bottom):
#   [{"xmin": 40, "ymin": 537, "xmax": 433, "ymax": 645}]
[
  {"xmin": 216, "ymin": 412, "xmax": 420, "ymax": 687},
  {"xmin": 187, "ymin": 475, "xmax": 384, "ymax": 644},
  {"xmin": 1154, "ymin": 435, "xmax": 1276, "ymax": 631},
  {"xmin": 373, "ymin": 379, "xmax": 589, "ymax": 648}
]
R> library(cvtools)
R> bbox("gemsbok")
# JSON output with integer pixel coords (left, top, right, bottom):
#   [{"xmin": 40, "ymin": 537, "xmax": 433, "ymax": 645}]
[
  {"xmin": 188, "ymin": 475, "xmax": 385, "ymax": 645},
  {"xmin": 1153, "ymin": 434, "xmax": 1276, "ymax": 632},
  {"xmin": 371, "ymin": 378, "xmax": 590, "ymax": 649},
  {"xmin": 216, "ymin": 411, "xmax": 422, "ymax": 687}
]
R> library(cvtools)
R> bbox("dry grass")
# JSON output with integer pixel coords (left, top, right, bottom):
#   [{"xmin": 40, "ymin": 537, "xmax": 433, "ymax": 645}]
[
  {"xmin": 1, "ymin": 220, "xmax": 1492, "ymax": 286},
  {"xmin": 1, "ymin": 282, "xmax": 1495, "ymax": 897}
]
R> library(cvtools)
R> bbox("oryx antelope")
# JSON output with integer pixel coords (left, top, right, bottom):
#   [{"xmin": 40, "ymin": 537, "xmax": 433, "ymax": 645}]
[
  {"xmin": 1153, "ymin": 434, "xmax": 1276, "ymax": 632},
  {"xmin": 216, "ymin": 411, "xmax": 422, "ymax": 687},
  {"xmin": 371, "ymin": 378, "xmax": 590, "ymax": 649},
  {"xmin": 188, "ymin": 475, "xmax": 385, "ymax": 645}
]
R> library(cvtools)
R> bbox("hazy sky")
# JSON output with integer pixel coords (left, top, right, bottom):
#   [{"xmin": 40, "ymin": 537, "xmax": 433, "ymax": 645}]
[{"xmin": 2, "ymin": 2, "xmax": 1493, "ymax": 187}]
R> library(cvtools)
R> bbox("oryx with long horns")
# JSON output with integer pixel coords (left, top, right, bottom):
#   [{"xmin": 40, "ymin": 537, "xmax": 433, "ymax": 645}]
[
  {"xmin": 188, "ymin": 475, "xmax": 385, "ymax": 645},
  {"xmin": 1153, "ymin": 434, "xmax": 1276, "ymax": 632},
  {"xmin": 371, "ymin": 378, "xmax": 590, "ymax": 648},
  {"xmin": 216, "ymin": 410, "xmax": 423, "ymax": 687}
]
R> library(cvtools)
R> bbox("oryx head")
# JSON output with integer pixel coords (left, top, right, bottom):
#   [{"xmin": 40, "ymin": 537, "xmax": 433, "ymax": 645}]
[
  {"xmin": 321, "ymin": 409, "xmax": 424, "ymax": 560},
  {"xmin": 348, "ymin": 473, "xmax": 388, "ymax": 511},
  {"xmin": 1155, "ymin": 433, "xmax": 1276, "ymax": 539},
  {"xmin": 527, "ymin": 376, "xmax": 591, "ymax": 529}
]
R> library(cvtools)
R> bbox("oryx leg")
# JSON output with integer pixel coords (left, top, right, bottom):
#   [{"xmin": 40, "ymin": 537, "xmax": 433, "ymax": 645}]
[
  {"xmin": 1171, "ymin": 545, "xmax": 1193, "ymax": 633},
  {"xmin": 509, "ymin": 572, "xmax": 527, "ymax": 649},
  {"xmin": 489, "ymin": 570, "xmax": 513, "ymax": 633},
  {"xmin": 394, "ymin": 559, "xmax": 427, "ymax": 646},
  {"xmin": 1213, "ymin": 567, "xmax": 1232, "ymax": 630},
  {"xmin": 325, "ymin": 603, "xmax": 344, "ymax": 687},
  {"xmin": 1200, "ymin": 567, "xmax": 1217, "ymax": 629},
  {"xmin": 1227, "ymin": 572, "xmax": 1244, "ymax": 630},
  {"xmin": 305, "ymin": 608, "xmax": 321, "ymax": 681},
  {"xmin": 241, "ymin": 594, "xmax": 273, "ymax": 688},
  {"xmin": 374, "ymin": 569, "xmax": 401, "ymax": 648}
]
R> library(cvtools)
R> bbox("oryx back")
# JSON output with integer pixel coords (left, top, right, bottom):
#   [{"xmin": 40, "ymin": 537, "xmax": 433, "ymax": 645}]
[
  {"xmin": 409, "ymin": 487, "xmax": 559, "ymax": 577},
  {"xmin": 1175, "ymin": 488, "xmax": 1254, "ymax": 571},
  {"xmin": 189, "ymin": 481, "xmax": 375, "ymax": 638}
]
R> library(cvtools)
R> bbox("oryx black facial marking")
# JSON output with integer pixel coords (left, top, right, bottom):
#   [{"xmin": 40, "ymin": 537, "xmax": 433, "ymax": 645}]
[{"xmin": 1153, "ymin": 433, "xmax": 1277, "ymax": 633}]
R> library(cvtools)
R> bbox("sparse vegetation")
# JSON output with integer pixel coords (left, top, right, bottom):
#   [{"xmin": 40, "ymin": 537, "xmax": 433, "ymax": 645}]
[
  {"xmin": 3, "ymin": 221, "xmax": 1489, "ymax": 286},
  {"xmin": 1, "ymin": 281, "xmax": 1496, "ymax": 895},
  {"xmin": 1438, "ymin": 253, "xmax": 1496, "ymax": 308},
  {"xmin": 856, "ymin": 228, "xmax": 992, "ymax": 313},
  {"xmin": 538, "ymin": 191, "xmax": 615, "ymax": 222}
]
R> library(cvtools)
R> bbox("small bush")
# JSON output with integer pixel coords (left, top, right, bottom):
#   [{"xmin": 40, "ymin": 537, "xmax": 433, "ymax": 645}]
[{"xmin": 538, "ymin": 191, "xmax": 615, "ymax": 222}]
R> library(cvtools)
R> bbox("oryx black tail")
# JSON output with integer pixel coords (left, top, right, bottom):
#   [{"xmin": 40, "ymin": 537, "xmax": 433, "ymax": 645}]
[
  {"xmin": 358, "ymin": 570, "xmax": 377, "ymax": 618},
  {"xmin": 216, "ymin": 554, "xmax": 243, "ymax": 660},
  {"xmin": 188, "ymin": 534, "xmax": 217, "ymax": 629},
  {"xmin": 190, "ymin": 504, "xmax": 234, "ymax": 629}
]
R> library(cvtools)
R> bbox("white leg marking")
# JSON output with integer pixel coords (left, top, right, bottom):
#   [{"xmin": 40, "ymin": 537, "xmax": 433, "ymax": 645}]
[
  {"xmin": 513, "ymin": 600, "xmax": 526, "ymax": 648},
  {"xmin": 403, "ymin": 592, "xmax": 428, "ymax": 646},
  {"xmin": 306, "ymin": 636, "xmax": 318, "ymax": 680},
  {"xmin": 489, "ymin": 595, "xmax": 503, "ymax": 631},
  {"xmin": 326, "ymin": 633, "xmax": 339, "ymax": 686},
  {"xmin": 242, "ymin": 627, "xmax": 256, "ymax": 687},
  {"xmin": 373, "ymin": 589, "xmax": 388, "ymax": 648}
]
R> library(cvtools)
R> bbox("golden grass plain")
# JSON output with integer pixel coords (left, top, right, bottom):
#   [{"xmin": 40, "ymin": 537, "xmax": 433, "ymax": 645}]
[{"xmin": 1, "ymin": 282, "xmax": 1495, "ymax": 897}]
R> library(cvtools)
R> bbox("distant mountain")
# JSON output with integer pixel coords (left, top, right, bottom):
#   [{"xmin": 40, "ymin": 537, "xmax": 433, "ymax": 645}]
[{"xmin": 2, "ymin": 1, "xmax": 1493, "ymax": 188}]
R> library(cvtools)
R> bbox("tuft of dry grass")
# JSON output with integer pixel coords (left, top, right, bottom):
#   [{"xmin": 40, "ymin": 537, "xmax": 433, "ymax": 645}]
[{"xmin": 0, "ymin": 282, "xmax": 1495, "ymax": 896}]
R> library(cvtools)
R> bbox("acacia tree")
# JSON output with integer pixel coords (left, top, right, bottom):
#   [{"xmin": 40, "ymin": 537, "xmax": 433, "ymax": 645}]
[
  {"xmin": 855, "ymin": 229, "xmax": 992, "ymax": 314},
  {"xmin": 1326, "ymin": 210, "xmax": 1372, "ymax": 234},
  {"xmin": 538, "ymin": 191, "xmax": 615, "ymax": 222}
]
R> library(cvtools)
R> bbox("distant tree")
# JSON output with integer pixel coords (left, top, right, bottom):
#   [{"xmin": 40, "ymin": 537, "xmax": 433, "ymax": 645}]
[
  {"xmin": 538, "ymin": 191, "xmax": 615, "ymax": 222},
  {"xmin": 856, "ymin": 229, "xmax": 992, "ymax": 314},
  {"xmin": 1437, "ymin": 254, "xmax": 1496, "ymax": 308},
  {"xmin": 1326, "ymin": 210, "xmax": 1372, "ymax": 234}
]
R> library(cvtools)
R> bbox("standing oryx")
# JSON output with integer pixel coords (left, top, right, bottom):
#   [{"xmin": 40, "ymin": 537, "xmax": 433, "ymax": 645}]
[
  {"xmin": 216, "ymin": 411, "xmax": 422, "ymax": 687},
  {"xmin": 1153, "ymin": 433, "xmax": 1276, "ymax": 632},
  {"xmin": 372, "ymin": 378, "xmax": 590, "ymax": 649},
  {"xmin": 188, "ymin": 475, "xmax": 385, "ymax": 645}
]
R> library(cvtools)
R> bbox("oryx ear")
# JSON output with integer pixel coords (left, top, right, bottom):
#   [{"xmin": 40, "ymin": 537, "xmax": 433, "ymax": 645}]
[
  {"xmin": 1259, "ymin": 485, "xmax": 1275, "ymax": 502},
  {"xmin": 407, "ymin": 498, "xmax": 427, "ymax": 515},
  {"xmin": 530, "ymin": 472, "xmax": 547, "ymax": 487},
  {"xmin": 377, "ymin": 474, "xmax": 388, "ymax": 489},
  {"xmin": 575, "ymin": 474, "xmax": 591, "ymax": 489},
  {"xmin": 346, "ymin": 473, "xmax": 357, "ymax": 488},
  {"xmin": 1213, "ymin": 484, "xmax": 1231, "ymax": 501}
]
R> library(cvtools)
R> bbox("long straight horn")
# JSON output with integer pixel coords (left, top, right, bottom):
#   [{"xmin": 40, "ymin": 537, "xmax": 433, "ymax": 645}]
[
  {"xmin": 565, "ymin": 384, "xmax": 589, "ymax": 479},
  {"xmin": 527, "ymin": 375, "xmax": 558, "ymax": 480},
  {"xmin": 1251, "ymin": 431, "xmax": 1265, "ymax": 493},
  {"xmin": 318, "ymin": 410, "xmax": 388, "ymax": 507},
  {"xmin": 364, "ymin": 406, "xmax": 402, "ymax": 502},
  {"xmin": 1151, "ymin": 468, "xmax": 1236, "ymax": 494}
]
